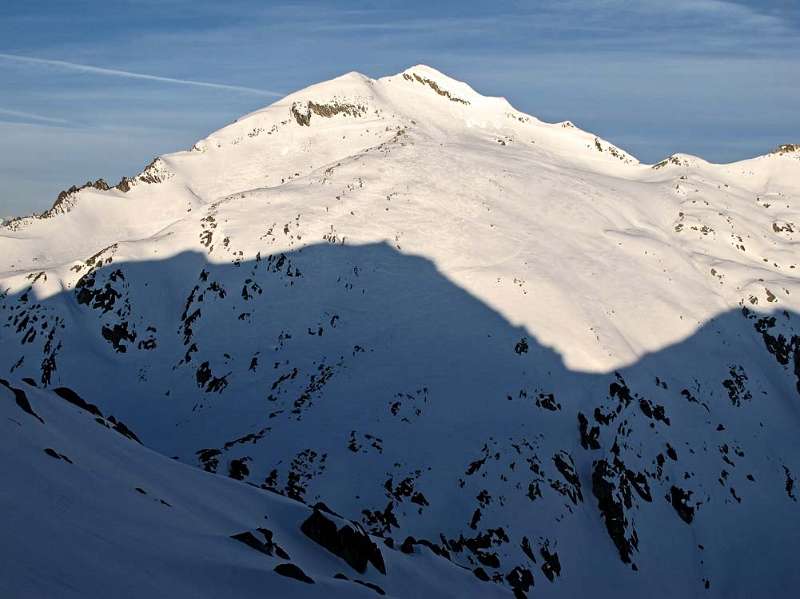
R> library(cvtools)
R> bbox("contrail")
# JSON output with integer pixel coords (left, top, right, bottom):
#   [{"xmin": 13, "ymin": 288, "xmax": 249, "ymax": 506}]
[
  {"xmin": 0, "ymin": 53, "xmax": 283, "ymax": 97},
  {"xmin": 0, "ymin": 107, "xmax": 71, "ymax": 125}
]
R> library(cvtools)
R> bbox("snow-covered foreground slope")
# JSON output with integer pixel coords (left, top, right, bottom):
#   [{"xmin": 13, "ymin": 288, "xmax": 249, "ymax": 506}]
[
  {"xmin": 1, "ymin": 66, "xmax": 799, "ymax": 597},
  {"xmin": 0, "ymin": 379, "xmax": 503, "ymax": 598}
]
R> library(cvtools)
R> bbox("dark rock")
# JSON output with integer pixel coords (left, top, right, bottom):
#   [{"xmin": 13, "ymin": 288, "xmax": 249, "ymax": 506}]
[
  {"xmin": 228, "ymin": 458, "xmax": 251, "ymax": 481},
  {"xmin": 400, "ymin": 536, "xmax": 416, "ymax": 554},
  {"xmin": 339, "ymin": 524, "xmax": 385, "ymax": 574},
  {"xmin": 361, "ymin": 502, "xmax": 399, "ymax": 536},
  {"xmin": 410, "ymin": 491, "xmax": 429, "ymax": 506},
  {"xmin": 43, "ymin": 447, "xmax": 72, "ymax": 463},
  {"xmin": 666, "ymin": 444, "xmax": 678, "ymax": 461},
  {"xmin": 477, "ymin": 551, "xmax": 500, "ymax": 568},
  {"xmin": 669, "ymin": 485, "xmax": 695, "ymax": 524},
  {"xmin": 302, "ymin": 508, "xmax": 341, "ymax": 553},
  {"xmin": 506, "ymin": 566, "xmax": 535, "ymax": 597},
  {"xmin": 301, "ymin": 509, "xmax": 386, "ymax": 574},
  {"xmin": 196, "ymin": 448, "xmax": 221, "ymax": 473},
  {"xmin": 231, "ymin": 531, "xmax": 268, "ymax": 554},
  {"xmin": 232, "ymin": 529, "xmax": 290, "ymax": 560},
  {"xmin": 257, "ymin": 528, "xmax": 291, "ymax": 560},
  {"xmin": 115, "ymin": 177, "xmax": 133, "ymax": 192},
  {"xmin": 110, "ymin": 418, "xmax": 142, "ymax": 444},
  {"xmin": 101, "ymin": 322, "xmax": 137, "ymax": 353},
  {"xmin": 520, "ymin": 536, "xmax": 536, "ymax": 562},
  {"xmin": 399, "ymin": 537, "xmax": 450, "ymax": 560},
  {"xmin": 722, "ymin": 366, "xmax": 752, "ymax": 407},
  {"xmin": 578, "ymin": 412, "xmax": 601, "ymax": 450},
  {"xmin": 592, "ymin": 459, "xmax": 636, "ymax": 563},
  {"xmin": 783, "ymin": 466, "xmax": 797, "ymax": 502},
  {"xmin": 552, "ymin": 451, "xmax": 583, "ymax": 503},
  {"xmin": 535, "ymin": 392, "xmax": 560, "ymax": 411},
  {"xmin": 0, "ymin": 378, "xmax": 43, "ymax": 423},
  {"xmin": 274, "ymin": 563, "xmax": 314, "ymax": 584},
  {"xmin": 354, "ymin": 579, "xmax": 386, "ymax": 595},
  {"xmin": 539, "ymin": 544, "xmax": 561, "ymax": 581},
  {"xmin": 53, "ymin": 386, "xmax": 102, "ymax": 417}
]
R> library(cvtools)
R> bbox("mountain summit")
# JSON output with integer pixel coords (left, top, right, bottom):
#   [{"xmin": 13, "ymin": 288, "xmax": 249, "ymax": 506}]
[{"xmin": 1, "ymin": 66, "xmax": 799, "ymax": 598}]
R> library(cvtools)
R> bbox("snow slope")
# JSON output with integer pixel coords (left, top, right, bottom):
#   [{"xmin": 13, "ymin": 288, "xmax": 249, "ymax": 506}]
[
  {"xmin": 1, "ymin": 66, "xmax": 799, "ymax": 597},
  {"xmin": 0, "ymin": 379, "xmax": 501, "ymax": 598}
]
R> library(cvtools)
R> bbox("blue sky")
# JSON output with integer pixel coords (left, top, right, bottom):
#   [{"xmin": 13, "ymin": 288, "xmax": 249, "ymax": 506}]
[{"xmin": 1, "ymin": 0, "xmax": 798, "ymax": 217}]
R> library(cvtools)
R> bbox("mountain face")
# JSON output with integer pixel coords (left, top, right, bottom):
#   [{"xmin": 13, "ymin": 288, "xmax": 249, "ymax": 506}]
[{"xmin": 1, "ymin": 65, "xmax": 799, "ymax": 598}]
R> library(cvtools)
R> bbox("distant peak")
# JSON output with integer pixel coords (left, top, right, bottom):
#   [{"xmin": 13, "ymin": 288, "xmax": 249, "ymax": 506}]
[
  {"xmin": 391, "ymin": 65, "xmax": 483, "ymax": 106},
  {"xmin": 400, "ymin": 64, "xmax": 455, "ymax": 82},
  {"xmin": 771, "ymin": 143, "xmax": 800, "ymax": 156},
  {"xmin": 651, "ymin": 153, "xmax": 706, "ymax": 169}
]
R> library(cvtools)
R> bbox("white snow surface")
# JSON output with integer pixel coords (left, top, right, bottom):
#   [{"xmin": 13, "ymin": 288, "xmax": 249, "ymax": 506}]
[{"xmin": 1, "ymin": 66, "xmax": 799, "ymax": 597}]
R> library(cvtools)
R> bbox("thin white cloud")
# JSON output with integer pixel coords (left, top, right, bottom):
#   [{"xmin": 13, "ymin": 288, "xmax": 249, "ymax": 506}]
[
  {"xmin": 0, "ymin": 107, "xmax": 70, "ymax": 125},
  {"xmin": 0, "ymin": 53, "xmax": 283, "ymax": 97}
]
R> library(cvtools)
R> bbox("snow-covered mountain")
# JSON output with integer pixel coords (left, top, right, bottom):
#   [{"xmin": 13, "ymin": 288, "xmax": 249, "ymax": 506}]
[{"xmin": 1, "ymin": 65, "xmax": 799, "ymax": 598}]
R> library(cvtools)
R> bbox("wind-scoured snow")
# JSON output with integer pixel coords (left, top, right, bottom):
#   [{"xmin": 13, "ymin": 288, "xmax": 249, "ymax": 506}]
[{"xmin": 1, "ymin": 66, "xmax": 798, "ymax": 598}]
